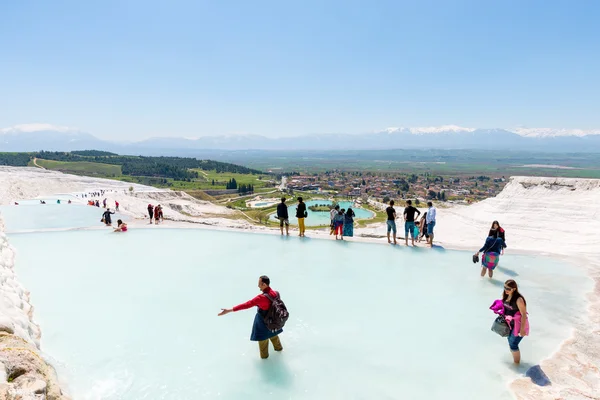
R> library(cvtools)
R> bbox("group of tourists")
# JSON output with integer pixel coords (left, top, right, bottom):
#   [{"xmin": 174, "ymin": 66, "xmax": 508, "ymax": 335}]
[
  {"xmin": 219, "ymin": 209, "xmax": 527, "ymax": 365},
  {"xmin": 147, "ymin": 204, "xmax": 164, "ymax": 224},
  {"xmin": 87, "ymin": 198, "xmax": 119, "ymax": 209},
  {"xmin": 275, "ymin": 197, "xmax": 306, "ymax": 236},
  {"xmin": 385, "ymin": 200, "xmax": 437, "ymax": 247},
  {"xmin": 329, "ymin": 204, "xmax": 356, "ymax": 239}
]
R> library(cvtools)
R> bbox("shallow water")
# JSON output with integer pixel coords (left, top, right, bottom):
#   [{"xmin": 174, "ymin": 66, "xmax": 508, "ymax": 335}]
[
  {"xmin": 270, "ymin": 200, "xmax": 373, "ymax": 226},
  {"xmin": 7, "ymin": 222, "xmax": 591, "ymax": 399},
  {"xmin": 0, "ymin": 203, "xmax": 128, "ymax": 232}
]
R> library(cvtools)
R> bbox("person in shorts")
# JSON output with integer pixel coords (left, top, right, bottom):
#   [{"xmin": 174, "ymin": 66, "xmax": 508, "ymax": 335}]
[
  {"xmin": 386, "ymin": 200, "xmax": 397, "ymax": 245},
  {"xmin": 426, "ymin": 201, "xmax": 437, "ymax": 247},
  {"xmin": 277, "ymin": 197, "xmax": 289, "ymax": 235},
  {"xmin": 403, "ymin": 200, "xmax": 421, "ymax": 247}
]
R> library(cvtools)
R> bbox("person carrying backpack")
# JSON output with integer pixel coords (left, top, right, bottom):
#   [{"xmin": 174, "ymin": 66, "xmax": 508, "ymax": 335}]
[{"xmin": 218, "ymin": 275, "xmax": 289, "ymax": 359}]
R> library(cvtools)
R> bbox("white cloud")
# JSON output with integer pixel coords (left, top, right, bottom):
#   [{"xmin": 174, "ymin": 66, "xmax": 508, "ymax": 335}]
[{"xmin": 0, "ymin": 123, "xmax": 79, "ymax": 134}]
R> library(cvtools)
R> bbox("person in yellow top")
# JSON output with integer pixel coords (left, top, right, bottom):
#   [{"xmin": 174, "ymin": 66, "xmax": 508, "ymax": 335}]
[{"xmin": 295, "ymin": 197, "xmax": 307, "ymax": 237}]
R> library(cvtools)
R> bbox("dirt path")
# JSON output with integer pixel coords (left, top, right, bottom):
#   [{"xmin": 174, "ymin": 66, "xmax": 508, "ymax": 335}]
[{"xmin": 32, "ymin": 158, "xmax": 46, "ymax": 169}]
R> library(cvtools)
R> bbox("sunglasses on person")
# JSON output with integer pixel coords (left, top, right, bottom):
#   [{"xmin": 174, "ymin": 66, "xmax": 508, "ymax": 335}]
[{"xmin": 504, "ymin": 286, "xmax": 514, "ymax": 291}]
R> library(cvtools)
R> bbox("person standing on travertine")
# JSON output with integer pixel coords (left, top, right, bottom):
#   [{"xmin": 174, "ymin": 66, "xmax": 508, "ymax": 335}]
[
  {"xmin": 403, "ymin": 200, "xmax": 421, "ymax": 247},
  {"xmin": 296, "ymin": 197, "xmax": 307, "ymax": 237},
  {"xmin": 218, "ymin": 275, "xmax": 284, "ymax": 359},
  {"xmin": 386, "ymin": 200, "xmax": 397, "ymax": 245},
  {"xmin": 277, "ymin": 197, "xmax": 289, "ymax": 236},
  {"xmin": 426, "ymin": 201, "xmax": 437, "ymax": 247}
]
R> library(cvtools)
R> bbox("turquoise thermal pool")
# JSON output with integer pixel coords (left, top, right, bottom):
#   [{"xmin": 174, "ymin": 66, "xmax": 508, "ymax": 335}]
[{"xmin": 2, "ymin": 203, "xmax": 591, "ymax": 399}]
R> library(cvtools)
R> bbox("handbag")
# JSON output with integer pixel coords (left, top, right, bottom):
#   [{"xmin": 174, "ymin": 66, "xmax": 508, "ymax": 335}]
[{"xmin": 491, "ymin": 315, "xmax": 511, "ymax": 337}]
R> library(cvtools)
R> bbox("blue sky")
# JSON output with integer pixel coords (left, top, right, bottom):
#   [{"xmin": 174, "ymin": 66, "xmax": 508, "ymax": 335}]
[{"xmin": 1, "ymin": 0, "xmax": 598, "ymax": 140}]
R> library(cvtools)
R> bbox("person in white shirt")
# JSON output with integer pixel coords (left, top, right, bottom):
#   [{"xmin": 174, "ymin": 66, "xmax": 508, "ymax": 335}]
[{"xmin": 425, "ymin": 201, "xmax": 437, "ymax": 247}]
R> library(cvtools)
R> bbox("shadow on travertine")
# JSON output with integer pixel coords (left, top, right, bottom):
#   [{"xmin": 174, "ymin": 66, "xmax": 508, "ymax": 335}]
[
  {"xmin": 525, "ymin": 365, "xmax": 552, "ymax": 386},
  {"xmin": 487, "ymin": 279, "xmax": 506, "ymax": 288},
  {"xmin": 255, "ymin": 355, "xmax": 293, "ymax": 388},
  {"xmin": 496, "ymin": 265, "xmax": 519, "ymax": 277}
]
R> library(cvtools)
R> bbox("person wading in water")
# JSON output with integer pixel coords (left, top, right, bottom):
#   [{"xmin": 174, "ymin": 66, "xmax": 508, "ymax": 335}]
[{"xmin": 218, "ymin": 275, "xmax": 286, "ymax": 359}]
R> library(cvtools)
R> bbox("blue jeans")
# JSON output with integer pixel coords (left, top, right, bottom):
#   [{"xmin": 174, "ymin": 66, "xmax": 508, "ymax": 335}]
[
  {"xmin": 405, "ymin": 221, "xmax": 416, "ymax": 238},
  {"xmin": 427, "ymin": 220, "xmax": 436, "ymax": 235},
  {"xmin": 386, "ymin": 220, "xmax": 397, "ymax": 234},
  {"xmin": 508, "ymin": 332, "xmax": 523, "ymax": 352}
]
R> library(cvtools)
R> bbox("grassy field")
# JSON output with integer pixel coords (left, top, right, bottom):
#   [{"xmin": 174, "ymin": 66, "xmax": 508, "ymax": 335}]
[
  {"xmin": 190, "ymin": 169, "xmax": 273, "ymax": 189},
  {"xmin": 33, "ymin": 159, "xmax": 122, "ymax": 176},
  {"xmin": 190, "ymin": 149, "xmax": 600, "ymax": 178}
]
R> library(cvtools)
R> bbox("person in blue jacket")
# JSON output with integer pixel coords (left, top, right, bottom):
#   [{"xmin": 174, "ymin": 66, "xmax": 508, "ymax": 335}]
[{"xmin": 474, "ymin": 235, "xmax": 506, "ymax": 278}]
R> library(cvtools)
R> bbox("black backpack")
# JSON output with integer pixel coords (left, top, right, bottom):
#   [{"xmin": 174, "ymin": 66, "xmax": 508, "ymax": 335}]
[{"xmin": 263, "ymin": 292, "xmax": 289, "ymax": 332}]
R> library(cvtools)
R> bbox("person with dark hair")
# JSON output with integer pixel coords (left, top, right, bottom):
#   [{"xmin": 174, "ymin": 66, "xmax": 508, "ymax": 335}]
[
  {"xmin": 296, "ymin": 197, "xmax": 307, "ymax": 237},
  {"xmin": 489, "ymin": 221, "xmax": 507, "ymax": 254},
  {"xmin": 114, "ymin": 219, "xmax": 128, "ymax": 232},
  {"xmin": 277, "ymin": 197, "xmax": 290, "ymax": 235},
  {"xmin": 502, "ymin": 280, "xmax": 528, "ymax": 364},
  {"xmin": 329, "ymin": 204, "xmax": 340, "ymax": 235},
  {"xmin": 343, "ymin": 207, "xmax": 355, "ymax": 237},
  {"xmin": 419, "ymin": 212, "xmax": 429, "ymax": 242},
  {"xmin": 218, "ymin": 275, "xmax": 284, "ymax": 359},
  {"xmin": 474, "ymin": 233, "xmax": 506, "ymax": 278},
  {"xmin": 147, "ymin": 204, "xmax": 154, "ymax": 223},
  {"xmin": 102, "ymin": 208, "xmax": 115, "ymax": 226},
  {"xmin": 426, "ymin": 201, "xmax": 437, "ymax": 247},
  {"xmin": 403, "ymin": 200, "xmax": 421, "ymax": 247},
  {"xmin": 333, "ymin": 209, "xmax": 345, "ymax": 240},
  {"xmin": 386, "ymin": 200, "xmax": 397, "ymax": 244}
]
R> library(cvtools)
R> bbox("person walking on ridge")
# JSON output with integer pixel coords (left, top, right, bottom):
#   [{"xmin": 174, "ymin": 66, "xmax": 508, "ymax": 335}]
[
  {"xmin": 386, "ymin": 200, "xmax": 398, "ymax": 245},
  {"xmin": 403, "ymin": 200, "xmax": 421, "ymax": 247},
  {"xmin": 277, "ymin": 197, "xmax": 290, "ymax": 236},
  {"xmin": 296, "ymin": 197, "xmax": 307, "ymax": 237},
  {"xmin": 218, "ymin": 275, "xmax": 285, "ymax": 359},
  {"xmin": 426, "ymin": 201, "xmax": 437, "ymax": 247}
]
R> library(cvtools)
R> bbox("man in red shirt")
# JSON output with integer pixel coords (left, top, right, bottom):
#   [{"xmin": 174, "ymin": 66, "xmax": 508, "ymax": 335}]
[{"xmin": 218, "ymin": 275, "xmax": 283, "ymax": 359}]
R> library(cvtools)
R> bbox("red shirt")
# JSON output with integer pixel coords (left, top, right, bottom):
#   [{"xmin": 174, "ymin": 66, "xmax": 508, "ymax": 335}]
[{"xmin": 233, "ymin": 288, "xmax": 278, "ymax": 312}]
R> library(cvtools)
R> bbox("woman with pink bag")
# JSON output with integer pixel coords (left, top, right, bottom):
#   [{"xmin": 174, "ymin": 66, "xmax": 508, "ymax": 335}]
[{"xmin": 492, "ymin": 280, "xmax": 529, "ymax": 364}]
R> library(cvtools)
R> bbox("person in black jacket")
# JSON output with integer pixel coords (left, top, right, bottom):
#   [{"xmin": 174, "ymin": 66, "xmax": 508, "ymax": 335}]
[
  {"xmin": 102, "ymin": 208, "xmax": 115, "ymax": 226},
  {"xmin": 296, "ymin": 197, "xmax": 307, "ymax": 237},
  {"xmin": 277, "ymin": 197, "xmax": 289, "ymax": 236}
]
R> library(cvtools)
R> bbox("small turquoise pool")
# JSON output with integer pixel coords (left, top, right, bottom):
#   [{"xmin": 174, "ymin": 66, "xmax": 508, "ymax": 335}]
[{"xmin": 270, "ymin": 200, "xmax": 373, "ymax": 226}]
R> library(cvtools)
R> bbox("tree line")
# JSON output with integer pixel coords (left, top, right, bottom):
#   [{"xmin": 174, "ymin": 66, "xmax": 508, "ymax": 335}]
[
  {"xmin": 0, "ymin": 152, "xmax": 32, "ymax": 166},
  {"xmin": 0, "ymin": 151, "xmax": 265, "ymax": 180},
  {"xmin": 224, "ymin": 178, "xmax": 255, "ymax": 193}
]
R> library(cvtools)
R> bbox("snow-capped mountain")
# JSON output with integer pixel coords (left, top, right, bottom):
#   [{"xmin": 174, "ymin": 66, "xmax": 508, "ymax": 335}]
[
  {"xmin": 2, "ymin": 124, "xmax": 600, "ymax": 153},
  {"xmin": 509, "ymin": 127, "xmax": 600, "ymax": 138}
]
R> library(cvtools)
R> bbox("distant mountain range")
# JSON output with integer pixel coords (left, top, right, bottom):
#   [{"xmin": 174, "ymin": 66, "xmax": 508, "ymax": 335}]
[{"xmin": 2, "ymin": 124, "xmax": 600, "ymax": 154}]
